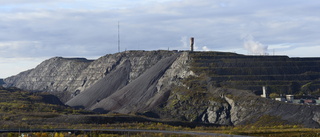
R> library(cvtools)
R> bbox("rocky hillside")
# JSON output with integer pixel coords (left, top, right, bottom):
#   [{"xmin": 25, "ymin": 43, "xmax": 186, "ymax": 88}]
[
  {"xmin": 3, "ymin": 50, "xmax": 320, "ymax": 127},
  {"xmin": 3, "ymin": 50, "xmax": 177, "ymax": 102}
]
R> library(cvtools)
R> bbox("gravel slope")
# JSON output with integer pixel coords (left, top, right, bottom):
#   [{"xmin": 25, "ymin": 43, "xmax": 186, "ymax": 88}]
[{"xmin": 90, "ymin": 54, "xmax": 180, "ymax": 113}]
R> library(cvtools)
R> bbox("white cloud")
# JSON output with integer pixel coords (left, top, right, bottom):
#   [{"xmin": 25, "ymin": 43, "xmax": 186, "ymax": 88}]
[
  {"xmin": 0, "ymin": 0, "xmax": 63, "ymax": 5},
  {"xmin": 202, "ymin": 46, "xmax": 211, "ymax": 51},
  {"xmin": 1, "ymin": 0, "xmax": 320, "ymax": 77},
  {"xmin": 273, "ymin": 45, "xmax": 320, "ymax": 57}
]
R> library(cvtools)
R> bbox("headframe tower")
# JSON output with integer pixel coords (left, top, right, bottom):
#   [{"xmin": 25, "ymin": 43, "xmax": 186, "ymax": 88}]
[{"xmin": 190, "ymin": 37, "xmax": 194, "ymax": 52}]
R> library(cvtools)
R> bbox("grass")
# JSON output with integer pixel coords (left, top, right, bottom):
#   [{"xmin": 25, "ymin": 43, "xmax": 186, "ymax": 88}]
[
  {"xmin": 0, "ymin": 87, "xmax": 92, "ymax": 129},
  {"xmin": 3, "ymin": 124, "xmax": 319, "ymax": 137},
  {"xmin": 2, "ymin": 132, "xmax": 195, "ymax": 137}
]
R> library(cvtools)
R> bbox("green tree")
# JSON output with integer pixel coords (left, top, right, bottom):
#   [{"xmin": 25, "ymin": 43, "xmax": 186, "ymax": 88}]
[{"xmin": 269, "ymin": 93, "xmax": 279, "ymax": 98}]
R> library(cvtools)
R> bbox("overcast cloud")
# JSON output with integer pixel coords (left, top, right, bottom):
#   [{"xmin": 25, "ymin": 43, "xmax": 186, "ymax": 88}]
[{"xmin": 1, "ymin": 0, "xmax": 320, "ymax": 78}]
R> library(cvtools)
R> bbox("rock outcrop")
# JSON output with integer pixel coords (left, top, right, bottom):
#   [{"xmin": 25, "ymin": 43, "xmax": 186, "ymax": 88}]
[{"xmin": 4, "ymin": 50, "xmax": 320, "ymax": 127}]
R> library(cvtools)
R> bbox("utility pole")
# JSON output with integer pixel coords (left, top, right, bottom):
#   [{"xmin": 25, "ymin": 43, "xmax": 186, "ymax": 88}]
[
  {"xmin": 118, "ymin": 21, "xmax": 120, "ymax": 53},
  {"xmin": 273, "ymin": 49, "xmax": 275, "ymax": 56}
]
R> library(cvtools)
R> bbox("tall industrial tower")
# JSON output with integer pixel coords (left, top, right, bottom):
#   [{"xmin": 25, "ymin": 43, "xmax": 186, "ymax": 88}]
[{"xmin": 190, "ymin": 37, "xmax": 194, "ymax": 52}]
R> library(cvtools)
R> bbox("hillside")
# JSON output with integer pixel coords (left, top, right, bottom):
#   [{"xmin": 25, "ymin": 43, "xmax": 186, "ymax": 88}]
[
  {"xmin": 67, "ymin": 54, "xmax": 180, "ymax": 113},
  {"xmin": 3, "ymin": 50, "xmax": 320, "ymax": 127},
  {"xmin": 3, "ymin": 50, "xmax": 176, "ymax": 102},
  {"xmin": 0, "ymin": 86, "xmax": 220, "ymax": 130},
  {"xmin": 190, "ymin": 52, "xmax": 320, "ymax": 95},
  {"xmin": 0, "ymin": 87, "xmax": 74, "ymax": 128}
]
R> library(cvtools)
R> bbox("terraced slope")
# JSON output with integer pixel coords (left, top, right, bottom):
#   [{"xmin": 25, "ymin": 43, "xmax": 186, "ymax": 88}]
[{"xmin": 190, "ymin": 52, "xmax": 320, "ymax": 94}]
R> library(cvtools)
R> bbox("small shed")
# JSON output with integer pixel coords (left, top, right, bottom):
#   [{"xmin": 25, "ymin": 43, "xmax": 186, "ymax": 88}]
[
  {"xmin": 286, "ymin": 95, "xmax": 294, "ymax": 102},
  {"xmin": 304, "ymin": 99, "xmax": 316, "ymax": 104},
  {"xmin": 275, "ymin": 97, "xmax": 286, "ymax": 102}
]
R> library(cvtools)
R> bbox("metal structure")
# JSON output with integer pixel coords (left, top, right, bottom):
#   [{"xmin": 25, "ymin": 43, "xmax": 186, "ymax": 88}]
[
  {"xmin": 118, "ymin": 21, "xmax": 120, "ymax": 53},
  {"xmin": 190, "ymin": 37, "xmax": 194, "ymax": 52}
]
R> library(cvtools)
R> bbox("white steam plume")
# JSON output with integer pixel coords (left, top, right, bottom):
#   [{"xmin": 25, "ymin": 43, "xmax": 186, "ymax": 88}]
[
  {"xmin": 180, "ymin": 36, "xmax": 188, "ymax": 49},
  {"xmin": 242, "ymin": 35, "xmax": 268, "ymax": 55}
]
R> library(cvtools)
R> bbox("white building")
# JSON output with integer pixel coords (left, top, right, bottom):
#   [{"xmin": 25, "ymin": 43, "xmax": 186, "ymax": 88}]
[
  {"xmin": 286, "ymin": 95, "xmax": 294, "ymax": 102},
  {"xmin": 275, "ymin": 97, "xmax": 286, "ymax": 102},
  {"xmin": 261, "ymin": 86, "xmax": 268, "ymax": 98}
]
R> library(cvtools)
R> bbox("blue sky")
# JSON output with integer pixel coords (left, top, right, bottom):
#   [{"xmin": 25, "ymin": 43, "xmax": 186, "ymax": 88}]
[{"xmin": 1, "ymin": 0, "xmax": 320, "ymax": 78}]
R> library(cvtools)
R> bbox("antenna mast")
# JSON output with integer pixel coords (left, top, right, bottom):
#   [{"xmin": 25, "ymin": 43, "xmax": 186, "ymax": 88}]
[{"xmin": 118, "ymin": 21, "xmax": 120, "ymax": 53}]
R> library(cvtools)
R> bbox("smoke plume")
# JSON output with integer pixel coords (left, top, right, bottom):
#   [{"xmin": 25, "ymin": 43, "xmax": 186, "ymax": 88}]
[
  {"xmin": 180, "ymin": 36, "xmax": 188, "ymax": 49},
  {"xmin": 242, "ymin": 35, "xmax": 268, "ymax": 55}
]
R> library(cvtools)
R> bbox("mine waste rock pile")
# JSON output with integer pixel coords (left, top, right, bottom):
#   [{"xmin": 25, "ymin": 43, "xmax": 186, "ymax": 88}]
[{"xmin": 3, "ymin": 50, "xmax": 320, "ymax": 127}]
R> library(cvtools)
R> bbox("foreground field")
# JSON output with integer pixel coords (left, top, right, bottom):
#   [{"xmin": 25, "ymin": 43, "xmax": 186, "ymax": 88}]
[
  {"xmin": 1, "ymin": 87, "xmax": 320, "ymax": 136},
  {"xmin": 1, "ymin": 126, "xmax": 320, "ymax": 137}
]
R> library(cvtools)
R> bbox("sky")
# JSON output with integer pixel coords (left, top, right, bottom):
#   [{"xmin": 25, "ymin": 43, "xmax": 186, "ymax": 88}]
[{"xmin": 1, "ymin": 0, "xmax": 320, "ymax": 78}]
